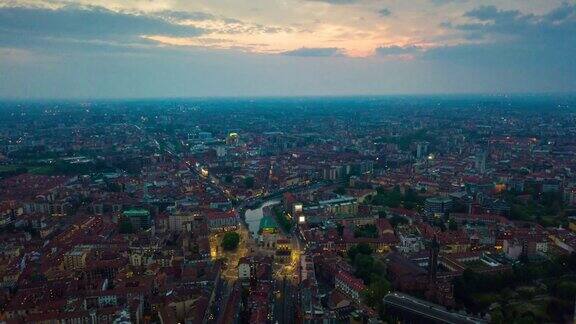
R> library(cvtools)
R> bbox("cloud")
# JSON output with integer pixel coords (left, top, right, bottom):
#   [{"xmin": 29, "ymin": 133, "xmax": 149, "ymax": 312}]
[
  {"xmin": 378, "ymin": 8, "xmax": 392, "ymax": 17},
  {"xmin": 0, "ymin": 6, "xmax": 205, "ymax": 50},
  {"xmin": 363, "ymin": 1, "xmax": 576, "ymax": 94},
  {"xmin": 429, "ymin": 0, "xmax": 469, "ymax": 5},
  {"xmin": 304, "ymin": 0, "xmax": 358, "ymax": 4},
  {"xmin": 0, "ymin": 1, "xmax": 575, "ymax": 98},
  {"xmin": 156, "ymin": 10, "xmax": 216, "ymax": 22},
  {"xmin": 423, "ymin": 2, "xmax": 576, "ymax": 84},
  {"xmin": 452, "ymin": 2, "xmax": 576, "ymax": 44},
  {"xmin": 375, "ymin": 45, "xmax": 422, "ymax": 56},
  {"xmin": 546, "ymin": 2, "xmax": 576, "ymax": 22},
  {"xmin": 464, "ymin": 5, "xmax": 521, "ymax": 22},
  {"xmin": 154, "ymin": 10, "xmax": 289, "ymax": 35},
  {"xmin": 281, "ymin": 47, "xmax": 343, "ymax": 57}
]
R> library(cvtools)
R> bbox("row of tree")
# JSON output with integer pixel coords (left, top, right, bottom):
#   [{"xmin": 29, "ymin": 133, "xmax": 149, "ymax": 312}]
[
  {"xmin": 347, "ymin": 243, "xmax": 391, "ymax": 318},
  {"xmin": 368, "ymin": 186, "xmax": 425, "ymax": 210}
]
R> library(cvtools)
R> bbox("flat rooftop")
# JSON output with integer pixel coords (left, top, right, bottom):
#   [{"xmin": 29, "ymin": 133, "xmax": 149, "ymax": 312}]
[{"xmin": 383, "ymin": 292, "xmax": 485, "ymax": 324}]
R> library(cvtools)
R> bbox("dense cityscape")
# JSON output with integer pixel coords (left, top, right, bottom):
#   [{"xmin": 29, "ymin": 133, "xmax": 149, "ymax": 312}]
[{"xmin": 0, "ymin": 96, "xmax": 574, "ymax": 323}]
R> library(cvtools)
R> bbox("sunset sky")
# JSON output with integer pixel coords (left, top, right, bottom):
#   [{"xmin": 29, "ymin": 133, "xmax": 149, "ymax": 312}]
[{"xmin": 0, "ymin": 0, "xmax": 575, "ymax": 98}]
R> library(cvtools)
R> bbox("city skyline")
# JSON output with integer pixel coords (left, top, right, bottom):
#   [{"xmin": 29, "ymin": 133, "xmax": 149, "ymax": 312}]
[
  {"xmin": 0, "ymin": 0, "xmax": 575, "ymax": 99},
  {"xmin": 2, "ymin": 97, "xmax": 576, "ymax": 323}
]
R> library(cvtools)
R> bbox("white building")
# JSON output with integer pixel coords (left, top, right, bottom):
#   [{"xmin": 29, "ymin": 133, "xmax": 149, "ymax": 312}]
[
  {"xmin": 397, "ymin": 234, "xmax": 425, "ymax": 254},
  {"xmin": 207, "ymin": 211, "xmax": 239, "ymax": 231},
  {"xmin": 238, "ymin": 259, "xmax": 251, "ymax": 281},
  {"xmin": 168, "ymin": 213, "xmax": 196, "ymax": 232}
]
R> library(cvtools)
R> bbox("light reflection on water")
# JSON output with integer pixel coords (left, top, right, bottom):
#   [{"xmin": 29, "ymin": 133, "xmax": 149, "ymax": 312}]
[{"xmin": 244, "ymin": 199, "xmax": 280, "ymax": 238}]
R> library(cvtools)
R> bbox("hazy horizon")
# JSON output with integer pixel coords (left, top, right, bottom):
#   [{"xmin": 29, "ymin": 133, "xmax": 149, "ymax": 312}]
[{"xmin": 0, "ymin": 92, "xmax": 574, "ymax": 102}]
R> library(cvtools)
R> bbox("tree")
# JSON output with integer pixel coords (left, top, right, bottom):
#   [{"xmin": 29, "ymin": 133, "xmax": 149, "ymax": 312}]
[
  {"xmin": 348, "ymin": 243, "xmax": 373, "ymax": 262},
  {"xmin": 357, "ymin": 243, "xmax": 373, "ymax": 255},
  {"xmin": 354, "ymin": 254, "xmax": 375, "ymax": 283},
  {"xmin": 372, "ymin": 186, "xmax": 403, "ymax": 208},
  {"xmin": 334, "ymin": 187, "xmax": 346, "ymax": 195},
  {"xmin": 554, "ymin": 281, "xmax": 576, "ymax": 300},
  {"xmin": 243, "ymin": 176, "xmax": 255, "ymax": 189},
  {"xmin": 224, "ymin": 174, "xmax": 233, "ymax": 183},
  {"xmin": 403, "ymin": 188, "xmax": 424, "ymax": 210},
  {"xmin": 490, "ymin": 308, "xmax": 504, "ymax": 324},
  {"xmin": 354, "ymin": 224, "xmax": 379, "ymax": 238},
  {"xmin": 118, "ymin": 216, "xmax": 134, "ymax": 234},
  {"xmin": 448, "ymin": 218, "xmax": 458, "ymax": 231},
  {"xmin": 336, "ymin": 223, "xmax": 344, "ymax": 236},
  {"xmin": 547, "ymin": 298, "xmax": 571, "ymax": 323},
  {"xmin": 274, "ymin": 206, "xmax": 293, "ymax": 233},
  {"xmin": 0, "ymin": 167, "xmax": 27, "ymax": 180},
  {"xmin": 389, "ymin": 215, "xmax": 409, "ymax": 228},
  {"xmin": 106, "ymin": 182, "xmax": 122, "ymax": 192},
  {"xmin": 363, "ymin": 276, "xmax": 391, "ymax": 308},
  {"xmin": 222, "ymin": 232, "xmax": 240, "ymax": 251}
]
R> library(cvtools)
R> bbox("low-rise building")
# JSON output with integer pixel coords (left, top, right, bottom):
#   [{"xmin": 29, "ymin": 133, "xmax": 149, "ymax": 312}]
[{"xmin": 335, "ymin": 270, "xmax": 366, "ymax": 303}]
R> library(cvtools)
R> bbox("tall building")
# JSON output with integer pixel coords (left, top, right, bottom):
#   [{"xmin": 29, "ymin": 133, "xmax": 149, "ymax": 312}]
[
  {"xmin": 416, "ymin": 141, "xmax": 429, "ymax": 160},
  {"xmin": 428, "ymin": 236, "xmax": 440, "ymax": 281},
  {"xmin": 63, "ymin": 247, "xmax": 89, "ymax": 270},
  {"xmin": 168, "ymin": 211, "xmax": 197, "ymax": 232},
  {"xmin": 424, "ymin": 197, "xmax": 453, "ymax": 220},
  {"xmin": 226, "ymin": 132, "xmax": 239, "ymax": 145},
  {"xmin": 198, "ymin": 131, "xmax": 213, "ymax": 142},
  {"xmin": 475, "ymin": 151, "xmax": 487, "ymax": 174},
  {"xmin": 123, "ymin": 209, "xmax": 151, "ymax": 230}
]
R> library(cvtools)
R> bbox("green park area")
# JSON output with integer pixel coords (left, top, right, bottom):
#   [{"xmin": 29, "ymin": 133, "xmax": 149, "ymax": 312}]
[
  {"xmin": 354, "ymin": 224, "xmax": 379, "ymax": 238},
  {"xmin": 272, "ymin": 206, "xmax": 293, "ymax": 233},
  {"xmin": 347, "ymin": 243, "xmax": 391, "ymax": 318},
  {"xmin": 0, "ymin": 160, "xmax": 114, "ymax": 179},
  {"xmin": 367, "ymin": 186, "xmax": 425, "ymax": 210},
  {"xmin": 222, "ymin": 232, "xmax": 240, "ymax": 251},
  {"xmin": 454, "ymin": 253, "xmax": 576, "ymax": 323}
]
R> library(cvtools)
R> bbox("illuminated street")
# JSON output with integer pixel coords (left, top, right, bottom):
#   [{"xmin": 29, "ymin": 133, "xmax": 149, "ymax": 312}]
[{"xmin": 209, "ymin": 224, "xmax": 253, "ymax": 282}]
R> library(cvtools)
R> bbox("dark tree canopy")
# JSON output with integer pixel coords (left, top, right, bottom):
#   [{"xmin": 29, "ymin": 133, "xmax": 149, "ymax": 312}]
[{"xmin": 222, "ymin": 232, "xmax": 240, "ymax": 251}]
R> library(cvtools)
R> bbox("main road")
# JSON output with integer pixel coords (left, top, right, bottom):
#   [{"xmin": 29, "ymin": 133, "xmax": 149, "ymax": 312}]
[{"xmin": 161, "ymin": 143, "xmax": 316, "ymax": 324}]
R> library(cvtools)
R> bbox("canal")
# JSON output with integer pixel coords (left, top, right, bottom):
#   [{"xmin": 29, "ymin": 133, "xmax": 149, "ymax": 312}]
[{"xmin": 244, "ymin": 199, "xmax": 280, "ymax": 239}]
